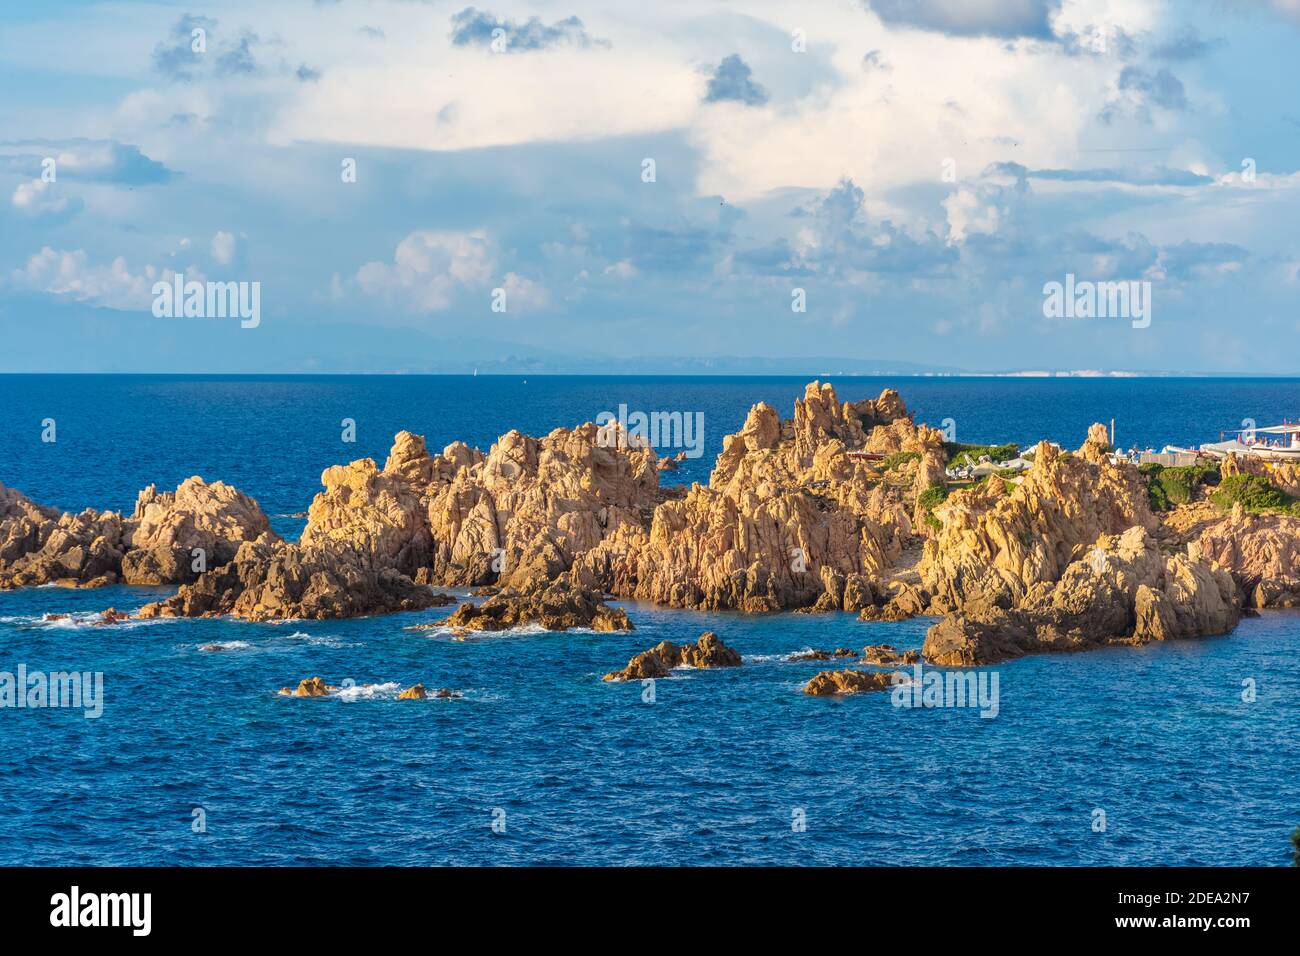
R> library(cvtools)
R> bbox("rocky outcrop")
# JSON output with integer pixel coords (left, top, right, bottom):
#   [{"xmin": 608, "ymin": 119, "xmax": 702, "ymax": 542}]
[
  {"xmin": 572, "ymin": 382, "xmax": 934, "ymax": 612},
  {"xmin": 803, "ymin": 669, "xmax": 893, "ymax": 696},
  {"xmin": 279, "ymin": 677, "xmax": 333, "ymax": 697},
  {"xmin": 920, "ymin": 438, "xmax": 1156, "ymax": 613},
  {"xmin": 437, "ymin": 580, "xmax": 633, "ymax": 633},
  {"xmin": 1, "ymin": 477, "xmax": 274, "ymax": 590},
  {"xmin": 0, "ymin": 483, "xmax": 128, "ymax": 589},
  {"xmin": 3, "ymin": 384, "xmax": 1273, "ymax": 654},
  {"xmin": 423, "ymin": 425, "xmax": 661, "ymax": 590},
  {"xmin": 138, "ymin": 538, "xmax": 442, "ymax": 621},
  {"xmin": 603, "ymin": 631, "xmax": 741, "ymax": 681},
  {"xmin": 1194, "ymin": 508, "xmax": 1300, "ymax": 607},
  {"xmin": 122, "ymin": 477, "xmax": 275, "ymax": 584},
  {"xmin": 397, "ymin": 683, "xmax": 427, "ymax": 700},
  {"xmin": 1078, "ymin": 422, "xmax": 1112, "ymax": 464},
  {"xmin": 789, "ymin": 647, "xmax": 858, "ymax": 662},
  {"xmin": 858, "ymin": 581, "xmax": 930, "ymax": 621},
  {"xmin": 922, "ymin": 526, "xmax": 1239, "ymax": 665},
  {"xmin": 860, "ymin": 644, "xmax": 920, "ymax": 666}
]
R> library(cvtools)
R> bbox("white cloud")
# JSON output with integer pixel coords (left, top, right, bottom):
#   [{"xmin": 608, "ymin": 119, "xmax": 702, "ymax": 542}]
[
  {"xmin": 603, "ymin": 259, "xmax": 638, "ymax": 278},
  {"xmin": 9, "ymin": 247, "xmax": 165, "ymax": 310},
  {"xmin": 211, "ymin": 230, "xmax": 236, "ymax": 265},
  {"xmin": 10, "ymin": 179, "xmax": 80, "ymax": 219},
  {"xmin": 499, "ymin": 272, "xmax": 550, "ymax": 313},
  {"xmin": 356, "ymin": 230, "xmax": 497, "ymax": 313}
]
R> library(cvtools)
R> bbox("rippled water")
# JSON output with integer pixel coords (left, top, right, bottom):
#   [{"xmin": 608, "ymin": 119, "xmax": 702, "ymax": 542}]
[{"xmin": 0, "ymin": 376, "xmax": 1297, "ymax": 865}]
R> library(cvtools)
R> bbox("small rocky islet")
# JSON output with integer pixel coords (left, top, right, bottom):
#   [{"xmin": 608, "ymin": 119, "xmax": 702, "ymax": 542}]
[{"xmin": 3, "ymin": 380, "xmax": 1293, "ymax": 695}]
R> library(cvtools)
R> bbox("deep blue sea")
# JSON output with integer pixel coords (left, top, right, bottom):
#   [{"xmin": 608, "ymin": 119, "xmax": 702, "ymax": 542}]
[{"xmin": 0, "ymin": 375, "xmax": 1297, "ymax": 866}]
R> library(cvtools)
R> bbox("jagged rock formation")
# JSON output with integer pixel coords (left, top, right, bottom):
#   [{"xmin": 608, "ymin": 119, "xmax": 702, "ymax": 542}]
[
  {"xmin": 123, "ymin": 477, "xmax": 275, "ymax": 584},
  {"xmin": 138, "ymin": 539, "xmax": 442, "ymax": 621},
  {"xmin": 4, "ymin": 388, "xmax": 1280, "ymax": 656},
  {"xmin": 0, "ymin": 483, "xmax": 128, "ymax": 589},
  {"xmin": 572, "ymin": 382, "xmax": 937, "ymax": 611},
  {"xmin": 920, "ymin": 435, "xmax": 1156, "ymax": 614},
  {"xmin": 435, "ymin": 581, "xmax": 632, "ymax": 633},
  {"xmin": 922, "ymin": 526, "xmax": 1239, "ymax": 665},
  {"xmin": 803, "ymin": 669, "xmax": 894, "ymax": 696},
  {"xmin": 603, "ymin": 632, "xmax": 742, "ymax": 681},
  {"xmin": 423, "ymin": 426, "xmax": 661, "ymax": 589},
  {"xmin": 279, "ymin": 677, "xmax": 333, "ymax": 697},
  {"xmin": 1193, "ymin": 508, "xmax": 1300, "ymax": 607},
  {"xmin": 0, "ymin": 477, "xmax": 271, "ymax": 590},
  {"xmin": 397, "ymin": 683, "xmax": 427, "ymax": 700},
  {"xmin": 860, "ymin": 644, "xmax": 920, "ymax": 666}
]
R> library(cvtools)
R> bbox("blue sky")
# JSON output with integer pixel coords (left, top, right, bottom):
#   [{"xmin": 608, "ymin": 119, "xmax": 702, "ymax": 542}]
[{"xmin": 1, "ymin": 0, "xmax": 1298, "ymax": 373}]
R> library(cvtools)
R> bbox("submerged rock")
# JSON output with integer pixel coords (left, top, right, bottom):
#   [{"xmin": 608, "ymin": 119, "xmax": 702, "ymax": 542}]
[
  {"xmin": 788, "ymin": 647, "xmax": 858, "ymax": 662},
  {"xmin": 860, "ymin": 644, "xmax": 920, "ymax": 666},
  {"xmin": 603, "ymin": 632, "xmax": 741, "ymax": 681}
]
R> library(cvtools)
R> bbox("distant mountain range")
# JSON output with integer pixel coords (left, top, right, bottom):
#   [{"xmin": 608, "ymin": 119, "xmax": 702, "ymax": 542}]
[{"xmin": 0, "ymin": 295, "xmax": 1279, "ymax": 376}]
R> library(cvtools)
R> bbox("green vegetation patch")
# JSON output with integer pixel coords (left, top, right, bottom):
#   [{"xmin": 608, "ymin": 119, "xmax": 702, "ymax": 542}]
[
  {"xmin": 944, "ymin": 442, "xmax": 1020, "ymax": 468},
  {"xmin": 1140, "ymin": 463, "xmax": 1220, "ymax": 511},
  {"xmin": 917, "ymin": 482, "xmax": 949, "ymax": 531},
  {"xmin": 880, "ymin": 450, "xmax": 921, "ymax": 471},
  {"xmin": 1209, "ymin": 473, "xmax": 1296, "ymax": 514}
]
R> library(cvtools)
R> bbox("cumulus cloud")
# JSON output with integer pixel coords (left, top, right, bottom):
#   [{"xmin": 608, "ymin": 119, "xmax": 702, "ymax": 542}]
[
  {"xmin": 448, "ymin": 7, "xmax": 606, "ymax": 52},
  {"xmin": 498, "ymin": 271, "xmax": 550, "ymax": 312},
  {"xmin": 738, "ymin": 178, "xmax": 956, "ymax": 276},
  {"xmin": 356, "ymin": 230, "xmax": 497, "ymax": 312},
  {"xmin": 703, "ymin": 54, "xmax": 768, "ymax": 106},
  {"xmin": 10, "ymin": 180, "xmax": 83, "ymax": 222},
  {"xmin": 9, "ymin": 248, "xmax": 168, "ymax": 311},
  {"xmin": 355, "ymin": 230, "xmax": 548, "ymax": 315}
]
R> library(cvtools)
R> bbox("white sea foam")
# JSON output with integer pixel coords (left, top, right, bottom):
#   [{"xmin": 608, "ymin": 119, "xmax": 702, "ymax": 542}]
[
  {"xmin": 416, "ymin": 621, "xmax": 594, "ymax": 640},
  {"xmin": 199, "ymin": 640, "xmax": 251, "ymax": 651},
  {"xmin": 334, "ymin": 681, "xmax": 401, "ymax": 701},
  {"xmin": 6, "ymin": 612, "xmax": 159, "ymax": 631}
]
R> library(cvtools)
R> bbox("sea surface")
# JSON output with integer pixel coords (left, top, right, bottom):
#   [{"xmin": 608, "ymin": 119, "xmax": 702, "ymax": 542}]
[{"xmin": 0, "ymin": 375, "xmax": 1297, "ymax": 866}]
